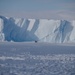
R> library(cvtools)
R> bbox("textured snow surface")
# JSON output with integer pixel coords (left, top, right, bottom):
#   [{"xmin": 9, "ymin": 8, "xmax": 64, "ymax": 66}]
[
  {"xmin": 0, "ymin": 16, "xmax": 75, "ymax": 43},
  {"xmin": 0, "ymin": 42, "xmax": 75, "ymax": 75}
]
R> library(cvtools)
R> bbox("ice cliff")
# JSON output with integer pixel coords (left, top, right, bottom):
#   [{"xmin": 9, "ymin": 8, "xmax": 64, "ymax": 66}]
[{"xmin": 0, "ymin": 16, "xmax": 75, "ymax": 43}]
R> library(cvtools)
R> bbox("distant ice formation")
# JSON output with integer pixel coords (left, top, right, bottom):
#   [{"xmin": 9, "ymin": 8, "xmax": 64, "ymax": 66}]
[{"xmin": 0, "ymin": 15, "xmax": 75, "ymax": 43}]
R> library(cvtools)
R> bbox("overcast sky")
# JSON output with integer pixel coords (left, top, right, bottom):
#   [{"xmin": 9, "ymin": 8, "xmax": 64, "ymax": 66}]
[{"xmin": 0, "ymin": 0, "xmax": 75, "ymax": 20}]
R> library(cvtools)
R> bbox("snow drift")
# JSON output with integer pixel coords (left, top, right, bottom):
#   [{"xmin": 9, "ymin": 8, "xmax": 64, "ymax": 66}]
[{"xmin": 0, "ymin": 15, "xmax": 75, "ymax": 43}]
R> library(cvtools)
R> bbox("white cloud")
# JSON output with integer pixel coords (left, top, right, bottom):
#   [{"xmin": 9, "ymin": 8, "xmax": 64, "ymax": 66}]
[{"xmin": 0, "ymin": 10, "xmax": 75, "ymax": 20}]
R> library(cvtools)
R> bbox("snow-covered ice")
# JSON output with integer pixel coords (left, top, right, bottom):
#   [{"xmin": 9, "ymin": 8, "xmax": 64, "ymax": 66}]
[{"xmin": 0, "ymin": 42, "xmax": 75, "ymax": 75}]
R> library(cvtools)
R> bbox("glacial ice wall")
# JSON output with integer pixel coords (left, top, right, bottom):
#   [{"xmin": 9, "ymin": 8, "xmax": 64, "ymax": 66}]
[{"xmin": 0, "ymin": 16, "xmax": 75, "ymax": 43}]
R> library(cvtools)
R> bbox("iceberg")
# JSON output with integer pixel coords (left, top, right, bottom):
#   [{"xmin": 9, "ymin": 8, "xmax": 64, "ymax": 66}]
[{"xmin": 0, "ymin": 15, "xmax": 75, "ymax": 43}]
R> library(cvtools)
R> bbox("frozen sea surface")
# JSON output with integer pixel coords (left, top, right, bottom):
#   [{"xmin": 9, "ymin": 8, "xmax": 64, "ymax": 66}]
[{"xmin": 0, "ymin": 42, "xmax": 75, "ymax": 75}]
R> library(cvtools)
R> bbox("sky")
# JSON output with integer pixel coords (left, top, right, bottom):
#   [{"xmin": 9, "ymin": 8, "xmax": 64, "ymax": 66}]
[{"xmin": 0, "ymin": 0, "xmax": 75, "ymax": 20}]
